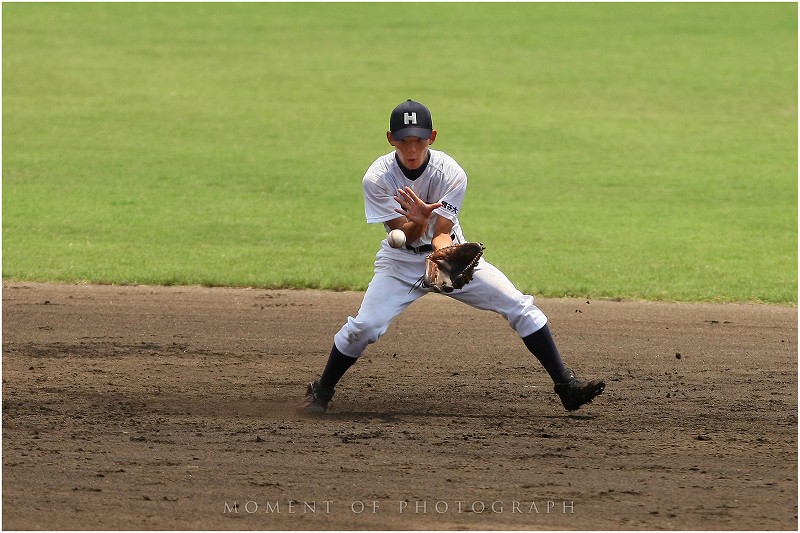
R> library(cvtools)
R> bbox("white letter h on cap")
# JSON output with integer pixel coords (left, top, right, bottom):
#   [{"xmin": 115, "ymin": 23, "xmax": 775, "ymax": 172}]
[{"xmin": 403, "ymin": 112, "xmax": 417, "ymax": 125}]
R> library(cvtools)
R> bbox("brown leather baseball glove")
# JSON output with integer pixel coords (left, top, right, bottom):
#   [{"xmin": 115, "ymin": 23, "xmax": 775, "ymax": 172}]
[{"xmin": 422, "ymin": 242, "xmax": 485, "ymax": 293}]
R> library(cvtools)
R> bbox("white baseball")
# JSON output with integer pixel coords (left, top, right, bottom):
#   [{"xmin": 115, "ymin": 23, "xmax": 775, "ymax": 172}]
[{"xmin": 387, "ymin": 229, "xmax": 406, "ymax": 249}]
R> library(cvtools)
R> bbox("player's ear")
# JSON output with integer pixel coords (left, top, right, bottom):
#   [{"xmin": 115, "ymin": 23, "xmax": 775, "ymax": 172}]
[
  {"xmin": 428, "ymin": 130, "xmax": 437, "ymax": 144},
  {"xmin": 387, "ymin": 131, "xmax": 396, "ymax": 146}
]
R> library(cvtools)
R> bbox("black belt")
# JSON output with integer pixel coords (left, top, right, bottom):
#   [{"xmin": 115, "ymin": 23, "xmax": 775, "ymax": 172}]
[
  {"xmin": 406, "ymin": 244, "xmax": 434, "ymax": 253},
  {"xmin": 406, "ymin": 234, "xmax": 455, "ymax": 254}
]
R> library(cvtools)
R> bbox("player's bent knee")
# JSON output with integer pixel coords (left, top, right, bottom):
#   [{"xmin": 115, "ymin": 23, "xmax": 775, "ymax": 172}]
[{"xmin": 334, "ymin": 317, "xmax": 390, "ymax": 358}]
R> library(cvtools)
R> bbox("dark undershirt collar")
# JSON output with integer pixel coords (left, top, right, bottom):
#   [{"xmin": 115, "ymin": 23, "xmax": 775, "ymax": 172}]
[{"xmin": 395, "ymin": 152, "xmax": 430, "ymax": 181}]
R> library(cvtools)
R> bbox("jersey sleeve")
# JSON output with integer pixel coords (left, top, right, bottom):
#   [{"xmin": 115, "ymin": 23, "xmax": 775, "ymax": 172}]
[
  {"xmin": 433, "ymin": 166, "xmax": 467, "ymax": 223},
  {"xmin": 363, "ymin": 159, "xmax": 402, "ymax": 224}
]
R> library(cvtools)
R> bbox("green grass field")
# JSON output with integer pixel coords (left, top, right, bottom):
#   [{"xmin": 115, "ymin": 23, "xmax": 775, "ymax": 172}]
[{"xmin": 3, "ymin": 3, "xmax": 797, "ymax": 303}]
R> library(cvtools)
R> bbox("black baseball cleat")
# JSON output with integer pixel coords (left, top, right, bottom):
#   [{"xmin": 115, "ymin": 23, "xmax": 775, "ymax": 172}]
[
  {"xmin": 297, "ymin": 380, "xmax": 334, "ymax": 414},
  {"xmin": 554, "ymin": 372, "xmax": 605, "ymax": 411}
]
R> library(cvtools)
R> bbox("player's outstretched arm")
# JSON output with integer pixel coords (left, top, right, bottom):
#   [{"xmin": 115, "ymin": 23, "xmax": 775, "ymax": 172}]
[
  {"xmin": 431, "ymin": 216, "xmax": 454, "ymax": 251},
  {"xmin": 391, "ymin": 186, "xmax": 442, "ymax": 243}
]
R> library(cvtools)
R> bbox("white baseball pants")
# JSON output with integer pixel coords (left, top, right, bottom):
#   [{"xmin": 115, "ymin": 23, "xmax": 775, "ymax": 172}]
[{"xmin": 333, "ymin": 242, "xmax": 549, "ymax": 358}]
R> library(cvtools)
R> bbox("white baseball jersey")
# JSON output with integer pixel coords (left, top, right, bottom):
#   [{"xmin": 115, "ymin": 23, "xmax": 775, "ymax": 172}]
[{"xmin": 362, "ymin": 149, "xmax": 467, "ymax": 247}]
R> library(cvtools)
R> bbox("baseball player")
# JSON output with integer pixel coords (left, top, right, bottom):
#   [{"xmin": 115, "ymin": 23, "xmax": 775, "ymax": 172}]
[{"xmin": 299, "ymin": 99, "xmax": 604, "ymax": 414}]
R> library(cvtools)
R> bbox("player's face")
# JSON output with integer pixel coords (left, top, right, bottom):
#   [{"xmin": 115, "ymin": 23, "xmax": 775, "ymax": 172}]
[{"xmin": 388, "ymin": 131, "xmax": 437, "ymax": 169}]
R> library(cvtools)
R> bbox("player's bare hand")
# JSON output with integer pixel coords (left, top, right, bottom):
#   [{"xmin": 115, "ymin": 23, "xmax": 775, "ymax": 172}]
[{"xmin": 394, "ymin": 187, "xmax": 442, "ymax": 226}]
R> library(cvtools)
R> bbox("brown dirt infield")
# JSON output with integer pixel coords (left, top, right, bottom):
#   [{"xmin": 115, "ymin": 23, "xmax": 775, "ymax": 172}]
[{"xmin": 2, "ymin": 282, "xmax": 797, "ymax": 530}]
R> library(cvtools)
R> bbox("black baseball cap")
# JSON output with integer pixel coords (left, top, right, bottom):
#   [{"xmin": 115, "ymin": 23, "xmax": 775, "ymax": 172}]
[{"xmin": 389, "ymin": 99, "xmax": 433, "ymax": 140}]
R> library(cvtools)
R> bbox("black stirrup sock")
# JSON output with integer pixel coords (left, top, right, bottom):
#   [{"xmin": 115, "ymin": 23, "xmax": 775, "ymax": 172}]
[
  {"xmin": 522, "ymin": 324, "xmax": 572, "ymax": 384},
  {"xmin": 319, "ymin": 344, "xmax": 358, "ymax": 391}
]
